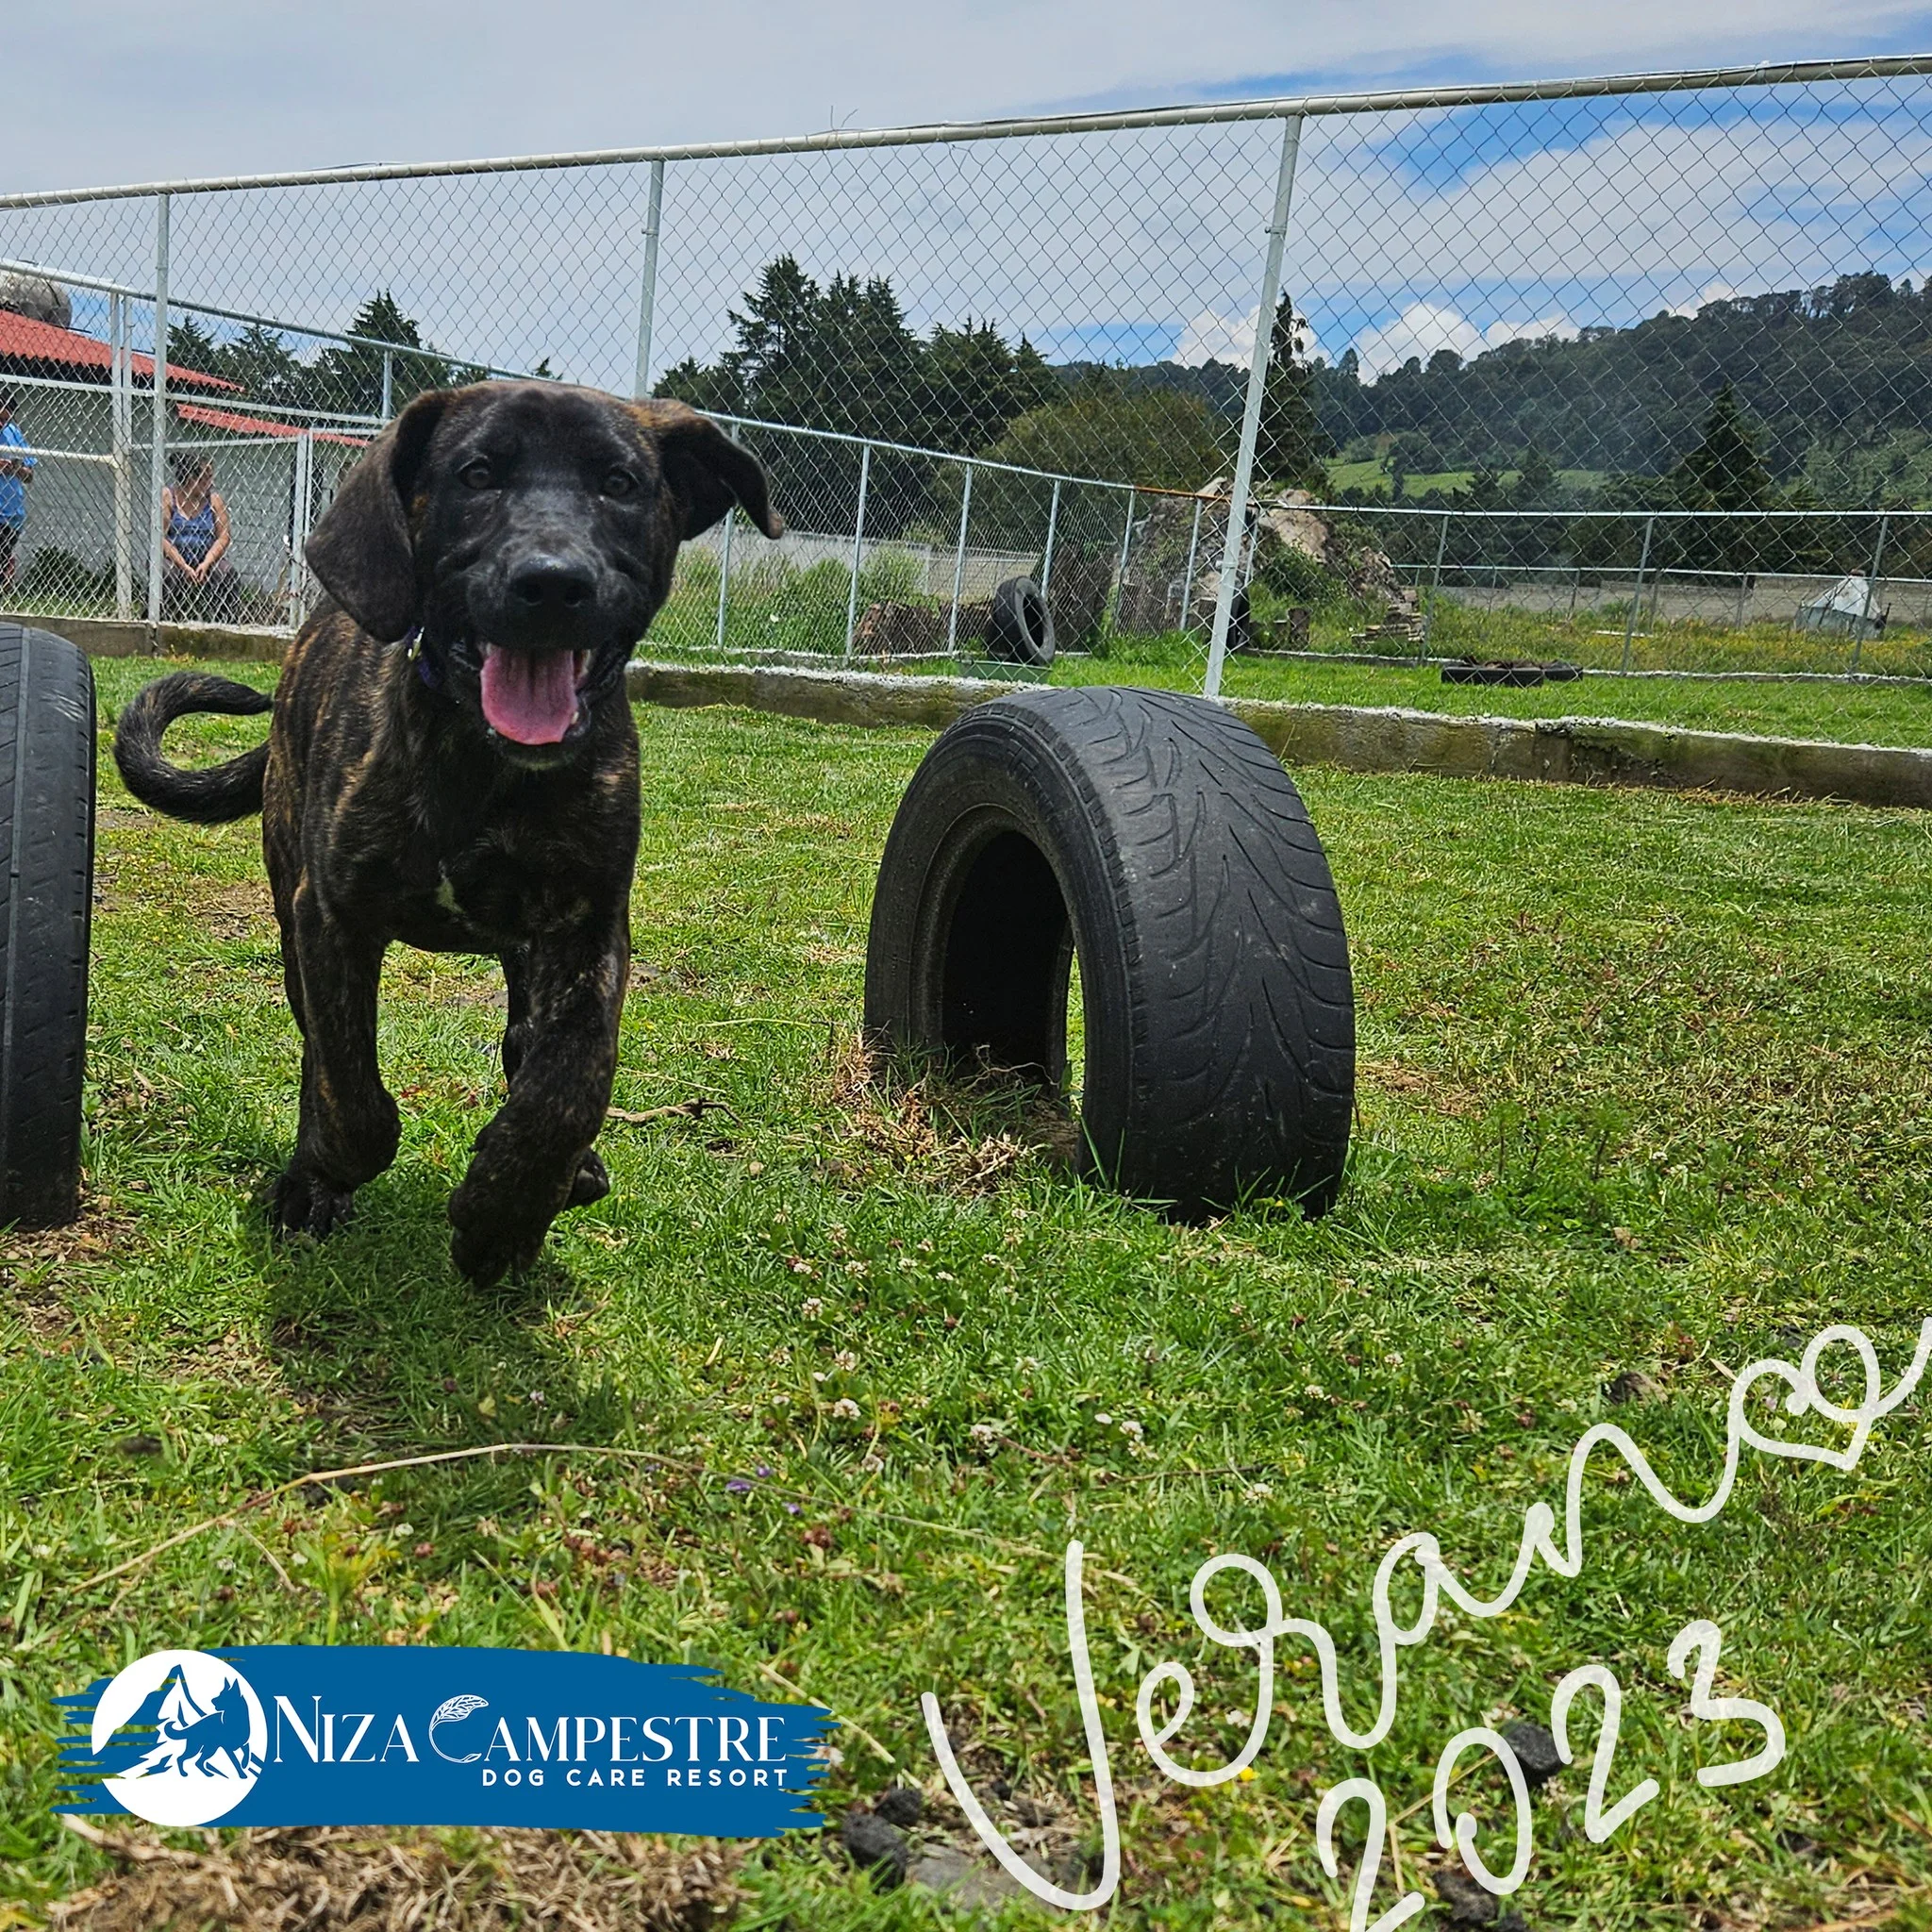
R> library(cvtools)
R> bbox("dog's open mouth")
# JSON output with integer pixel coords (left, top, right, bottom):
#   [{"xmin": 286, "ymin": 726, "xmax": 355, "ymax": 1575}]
[{"xmin": 478, "ymin": 645, "xmax": 592, "ymax": 745}]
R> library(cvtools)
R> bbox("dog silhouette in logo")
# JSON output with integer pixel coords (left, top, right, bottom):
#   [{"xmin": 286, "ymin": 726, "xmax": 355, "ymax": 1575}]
[
  {"xmin": 127, "ymin": 1668, "xmax": 261, "ymax": 1781},
  {"xmin": 164, "ymin": 1676, "xmax": 259, "ymax": 1777}
]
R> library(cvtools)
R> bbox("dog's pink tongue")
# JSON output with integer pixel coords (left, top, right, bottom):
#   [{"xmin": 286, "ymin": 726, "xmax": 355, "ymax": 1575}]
[{"xmin": 480, "ymin": 648, "xmax": 577, "ymax": 744}]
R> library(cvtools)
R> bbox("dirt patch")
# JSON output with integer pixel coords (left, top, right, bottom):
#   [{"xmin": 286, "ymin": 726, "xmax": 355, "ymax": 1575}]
[
  {"xmin": 826, "ymin": 1041, "xmax": 1080, "ymax": 1191},
  {"xmin": 1358, "ymin": 1057, "xmax": 1482, "ymax": 1118},
  {"xmin": 49, "ymin": 1818, "xmax": 741, "ymax": 1931}
]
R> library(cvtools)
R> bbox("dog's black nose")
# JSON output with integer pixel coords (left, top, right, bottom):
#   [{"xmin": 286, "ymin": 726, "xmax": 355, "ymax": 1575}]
[{"xmin": 508, "ymin": 555, "xmax": 595, "ymax": 612}]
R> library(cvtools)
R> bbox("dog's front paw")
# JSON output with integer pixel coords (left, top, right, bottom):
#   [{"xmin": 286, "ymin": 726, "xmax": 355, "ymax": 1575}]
[
  {"xmin": 448, "ymin": 1188, "xmax": 549, "ymax": 1288},
  {"xmin": 271, "ymin": 1163, "xmax": 356, "ymax": 1240}
]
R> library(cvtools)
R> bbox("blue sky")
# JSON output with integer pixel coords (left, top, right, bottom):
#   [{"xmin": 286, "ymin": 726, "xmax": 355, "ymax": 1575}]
[{"xmin": 9, "ymin": 1, "xmax": 1932, "ymax": 192}]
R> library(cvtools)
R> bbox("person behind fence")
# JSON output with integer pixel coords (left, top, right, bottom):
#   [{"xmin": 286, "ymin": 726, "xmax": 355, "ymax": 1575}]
[
  {"xmin": 161, "ymin": 454, "xmax": 240, "ymax": 621},
  {"xmin": 0, "ymin": 388, "xmax": 37, "ymax": 592}
]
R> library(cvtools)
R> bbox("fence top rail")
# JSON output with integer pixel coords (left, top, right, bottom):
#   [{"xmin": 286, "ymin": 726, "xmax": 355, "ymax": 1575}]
[{"xmin": 2, "ymin": 56, "xmax": 1930, "ymax": 208}]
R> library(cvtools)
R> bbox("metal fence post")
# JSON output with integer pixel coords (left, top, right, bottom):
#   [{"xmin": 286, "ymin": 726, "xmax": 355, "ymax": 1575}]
[
  {"xmin": 145, "ymin": 192, "xmax": 171, "ymax": 628},
  {"xmin": 289, "ymin": 428, "xmax": 315, "ymax": 626},
  {"xmin": 1853, "ymin": 511, "xmax": 1889, "ymax": 672},
  {"xmin": 1421, "ymin": 508, "xmax": 1451, "ymax": 657},
  {"xmin": 946, "ymin": 462, "xmax": 974, "ymax": 655},
  {"xmin": 1620, "ymin": 514, "xmax": 1655, "ymax": 674},
  {"xmin": 1102, "ymin": 487, "xmax": 1136, "ymax": 646},
  {"xmin": 632, "ymin": 158, "xmax": 666, "ymax": 399},
  {"xmin": 1040, "ymin": 477, "xmax": 1062, "ymax": 599},
  {"xmin": 714, "ymin": 505, "xmax": 734, "ymax": 648},
  {"xmin": 108, "ymin": 291, "xmax": 132, "ymax": 620},
  {"xmin": 380, "ymin": 350, "xmax": 394, "ymax": 421},
  {"xmin": 1178, "ymin": 495, "xmax": 1204, "ymax": 630},
  {"xmin": 843, "ymin": 441, "xmax": 871, "ymax": 658},
  {"xmin": 1205, "ymin": 113, "xmax": 1302, "ymax": 699}
]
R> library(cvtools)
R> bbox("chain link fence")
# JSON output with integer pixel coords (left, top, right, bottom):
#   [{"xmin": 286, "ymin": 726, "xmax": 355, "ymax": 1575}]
[{"xmin": 4, "ymin": 56, "xmax": 1932, "ymax": 703}]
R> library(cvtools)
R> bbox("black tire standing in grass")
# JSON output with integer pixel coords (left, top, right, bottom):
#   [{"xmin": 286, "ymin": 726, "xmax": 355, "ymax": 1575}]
[
  {"xmin": 0, "ymin": 623, "xmax": 95, "ymax": 1228},
  {"xmin": 985, "ymin": 575, "xmax": 1056, "ymax": 667},
  {"xmin": 863, "ymin": 685, "xmax": 1354, "ymax": 1217}
]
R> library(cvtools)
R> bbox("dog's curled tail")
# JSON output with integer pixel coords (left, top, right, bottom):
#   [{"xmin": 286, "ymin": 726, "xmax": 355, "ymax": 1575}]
[{"xmin": 113, "ymin": 672, "xmax": 274, "ymax": 824}]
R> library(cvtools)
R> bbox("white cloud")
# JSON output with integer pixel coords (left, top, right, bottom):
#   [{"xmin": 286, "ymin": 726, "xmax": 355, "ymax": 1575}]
[
  {"xmin": 1173, "ymin": 307, "xmax": 1259, "ymax": 368},
  {"xmin": 5, "ymin": 0, "xmax": 1930, "ymax": 191},
  {"xmin": 1170, "ymin": 304, "xmax": 1327, "ymax": 369},
  {"xmin": 1666, "ymin": 279, "xmax": 1741, "ymax": 317},
  {"xmin": 1350, "ymin": 302, "xmax": 1576, "ymax": 377}
]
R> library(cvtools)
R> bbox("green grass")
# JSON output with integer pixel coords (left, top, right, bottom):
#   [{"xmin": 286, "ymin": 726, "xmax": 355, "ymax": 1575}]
[
  {"xmin": 5, "ymin": 658, "xmax": 1932, "ymax": 1928},
  {"xmin": 1322, "ymin": 462, "xmax": 1606, "ymax": 498}
]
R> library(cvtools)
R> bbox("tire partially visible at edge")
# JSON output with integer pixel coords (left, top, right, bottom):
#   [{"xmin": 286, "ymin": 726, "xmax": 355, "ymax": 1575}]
[
  {"xmin": 0, "ymin": 623, "xmax": 95, "ymax": 1228},
  {"xmin": 863, "ymin": 684, "xmax": 1354, "ymax": 1217}
]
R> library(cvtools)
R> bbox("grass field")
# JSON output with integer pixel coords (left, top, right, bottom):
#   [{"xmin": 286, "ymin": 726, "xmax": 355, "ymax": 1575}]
[{"xmin": 5, "ymin": 658, "xmax": 1931, "ymax": 1929}]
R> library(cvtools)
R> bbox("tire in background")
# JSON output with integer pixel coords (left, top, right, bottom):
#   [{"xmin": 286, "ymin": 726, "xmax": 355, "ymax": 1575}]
[
  {"xmin": 863, "ymin": 685, "xmax": 1354, "ymax": 1217},
  {"xmin": 985, "ymin": 575, "xmax": 1056, "ymax": 668},
  {"xmin": 0, "ymin": 624, "xmax": 95, "ymax": 1228}
]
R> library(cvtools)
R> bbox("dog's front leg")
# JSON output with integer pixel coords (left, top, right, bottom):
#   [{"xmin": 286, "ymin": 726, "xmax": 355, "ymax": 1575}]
[
  {"xmin": 272, "ymin": 888, "xmax": 400, "ymax": 1240},
  {"xmin": 448, "ymin": 921, "xmax": 628, "ymax": 1286}
]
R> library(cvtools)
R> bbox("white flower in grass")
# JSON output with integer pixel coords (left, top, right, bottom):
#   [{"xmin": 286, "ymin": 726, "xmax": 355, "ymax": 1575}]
[
  {"xmin": 801, "ymin": 1297, "xmax": 824, "ymax": 1319},
  {"xmin": 1094, "ymin": 1412, "xmax": 1113, "ymax": 1427},
  {"xmin": 830, "ymin": 1397, "xmax": 862, "ymax": 1421},
  {"xmin": 1118, "ymin": 1419, "xmax": 1143, "ymax": 1440},
  {"xmin": 859, "ymin": 1453, "xmax": 885, "ymax": 1474},
  {"xmin": 833, "ymin": 1349, "xmax": 858, "ymax": 1373},
  {"xmin": 969, "ymin": 1421, "xmax": 1001, "ymax": 1447}
]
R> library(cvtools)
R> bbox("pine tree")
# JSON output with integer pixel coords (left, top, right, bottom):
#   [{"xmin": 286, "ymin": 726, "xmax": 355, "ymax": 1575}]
[
  {"xmin": 164, "ymin": 315, "xmax": 222, "ymax": 377},
  {"xmin": 1669, "ymin": 383, "xmax": 1781, "ymax": 572},
  {"xmin": 1671, "ymin": 384, "xmax": 1777, "ymax": 512},
  {"xmin": 1254, "ymin": 293, "xmax": 1332, "ymax": 491}
]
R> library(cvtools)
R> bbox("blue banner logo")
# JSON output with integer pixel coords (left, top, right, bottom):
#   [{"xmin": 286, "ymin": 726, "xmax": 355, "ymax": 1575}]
[{"xmin": 58, "ymin": 1647, "xmax": 832, "ymax": 1835}]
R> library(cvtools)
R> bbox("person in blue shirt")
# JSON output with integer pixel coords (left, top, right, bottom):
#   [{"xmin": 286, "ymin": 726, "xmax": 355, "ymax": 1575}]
[
  {"xmin": 0, "ymin": 388, "xmax": 37, "ymax": 592},
  {"xmin": 160, "ymin": 452, "xmax": 239, "ymax": 621}
]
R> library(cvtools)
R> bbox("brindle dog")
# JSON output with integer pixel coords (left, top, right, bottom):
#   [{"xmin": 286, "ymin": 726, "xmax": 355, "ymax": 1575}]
[{"xmin": 114, "ymin": 382, "xmax": 781, "ymax": 1284}]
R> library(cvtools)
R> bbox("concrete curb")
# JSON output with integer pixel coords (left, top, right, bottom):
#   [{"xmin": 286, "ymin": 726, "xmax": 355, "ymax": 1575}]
[
  {"xmin": 1, "ymin": 611, "xmax": 286, "ymax": 662},
  {"xmin": 625, "ymin": 658, "xmax": 1932, "ymax": 809},
  {"xmin": 19, "ymin": 608, "xmax": 1924, "ymax": 808}
]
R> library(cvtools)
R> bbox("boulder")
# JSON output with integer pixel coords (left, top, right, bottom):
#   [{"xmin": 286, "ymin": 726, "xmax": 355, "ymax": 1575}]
[{"xmin": 1114, "ymin": 479, "xmax": 1407, "ymax": 636}]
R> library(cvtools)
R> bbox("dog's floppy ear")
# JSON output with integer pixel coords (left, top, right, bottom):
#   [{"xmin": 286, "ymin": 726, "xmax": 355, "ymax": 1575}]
[
  {"xmin": 305, "ymin": 389, "xmax": 458, "ymax": 641},
  {"xmin": 634, "ymin": 400, "xmax": 785, "ymax": 541}
]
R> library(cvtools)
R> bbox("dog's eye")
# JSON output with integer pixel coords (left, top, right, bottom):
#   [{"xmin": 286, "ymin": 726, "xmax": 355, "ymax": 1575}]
[
  {"xmin": 601, "ymin": 468, "xmax": 639, "ymax": 499},
  {"xmin": 460, "ymin": 460, "xmax": 494, "ymax": 491}
]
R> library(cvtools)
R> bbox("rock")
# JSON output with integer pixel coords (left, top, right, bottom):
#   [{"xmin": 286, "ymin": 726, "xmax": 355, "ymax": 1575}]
[
  {"xmin": 874, "ymin": 1785, "xmax": 924, "ymax": 1826},
  {"xmin": 839, "ymin": 1810, "xmax": 908, "ymax": 1887},
  {"xmin": 0, "ymin": 272, "xmax": 71, "ymax": 329},
  {"xmin": 908, "ymin": 1846, "xmax": 1024, "ymax": 1907},
  {"xmin": 1435, "ymin": 1866, "xmax": 1500, "ymax": 1924},
  {"xmin": 1500, "ymin": 1718, "xmax": 1564, "ymax": 1787},
  {"xmin": 1605, "ymin": 1370, "xmax": 1662, "ymax": 1406},
  {"xmin": 1114, "ymin": 480, "xmax": 1406, "ymax": 638}
]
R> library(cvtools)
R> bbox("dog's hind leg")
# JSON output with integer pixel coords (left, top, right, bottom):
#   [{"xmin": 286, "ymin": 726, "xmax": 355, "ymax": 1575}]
[
  {"xmin": 501, "ymin": 946, "xmax": 610, "ymax": 1210},
  {"xmin": 271, "ymin": 888, "xmax": 401, "ymax": 1240},
  {"xmin": 451, "ymin": 923, "xmax": 627, "ymax": 1285}
]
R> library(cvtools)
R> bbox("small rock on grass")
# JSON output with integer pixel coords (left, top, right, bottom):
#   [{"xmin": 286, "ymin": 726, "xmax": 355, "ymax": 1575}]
[
  {"xmin": 1500, "ymin": 1718, "xmax": 1564, "ymax": 1787},
  {"xmin": 1436, "ymin": 1865, "xmax": 1528, "ymax": 1930},
  {"xmin": 839, "ymin": 1810, "xmax": 908, "ymax": 1887},
  {"xmin": 1605, "ymin": 1369, "xmax": 1662, "ymax": 1406},
  {"xmin": 908, "ymin": 1846, "xmax": 1024, "ymax": 1908}
]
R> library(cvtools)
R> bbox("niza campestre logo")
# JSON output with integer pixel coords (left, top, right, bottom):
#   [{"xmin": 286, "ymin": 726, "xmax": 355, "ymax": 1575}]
[{"xmin": 59, "ymin": 1647, "xmax": 831, "ymax": 1834}]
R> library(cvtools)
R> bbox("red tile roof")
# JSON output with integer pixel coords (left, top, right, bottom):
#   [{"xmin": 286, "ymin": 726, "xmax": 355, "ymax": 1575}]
[
  {"xmin": 175, "ymin": 401, "xmax": 369, "ymax": 447},
  {"xmin": 0, "ymin": 307, "xmax": 236, "ymax": 390}
]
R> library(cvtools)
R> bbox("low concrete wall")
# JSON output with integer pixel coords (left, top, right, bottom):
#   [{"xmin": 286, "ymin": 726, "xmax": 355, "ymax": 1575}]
[
  {"xmin": 22, "ymin": 610, "xmax": 1925, "ymax": 808},
  {"xmin": 625, "ymin": 658, "xmax": 1932, "ymax": 810},
  {"xmin": 3, "ymin": 611, "xmax": 287, "ymax": 663}
]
